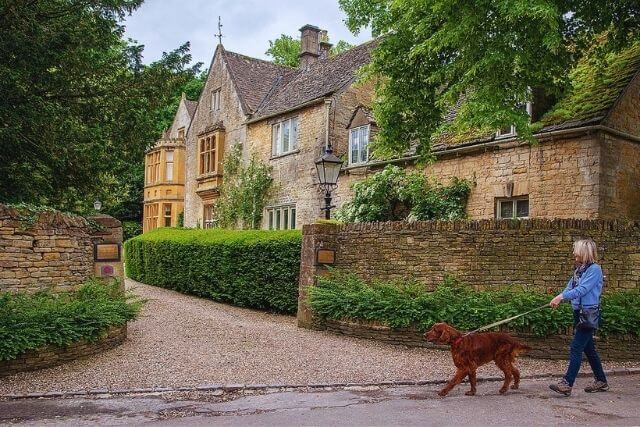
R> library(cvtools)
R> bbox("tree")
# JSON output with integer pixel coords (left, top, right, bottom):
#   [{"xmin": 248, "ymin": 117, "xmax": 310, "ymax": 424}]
[
  {"xmin": 338, "ymin": 0, "xmax": 640, "ymax": 159},
  {"xmin": 0, "ymin": 0, "xmax": 202, "ymax": 217},
  {"xmin": 265, "ymin": 35, "xmax": 355, "ymax": 67}
]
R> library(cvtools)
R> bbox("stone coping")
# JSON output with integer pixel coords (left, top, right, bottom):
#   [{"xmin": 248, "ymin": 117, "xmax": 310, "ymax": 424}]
[
  {"xmin": 0, "ymin": 325, "xmax": 127, "ymax": 378},
  {"xmin": 1, "ymin": 368, "xmax": 638, "ymax": 400}
]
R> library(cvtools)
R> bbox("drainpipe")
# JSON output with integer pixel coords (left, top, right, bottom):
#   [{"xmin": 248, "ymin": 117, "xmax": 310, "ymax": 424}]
[{"xmin": 324, "ymin": 98, "xmax": 332, "ymax": 150}]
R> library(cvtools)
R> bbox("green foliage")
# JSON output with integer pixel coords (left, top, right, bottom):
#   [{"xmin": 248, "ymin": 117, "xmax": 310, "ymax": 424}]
[
  {"xmin": 0, "ymin": 280, "xmax": 142, "ymax": 361},
  {"xmin": 124, "ymin": 228, "xmax": 302, "ymax": 314},
  {"xmin": 307, "ymin": 271, "xmax": 640, "ymax": 337},
  {"xmin": 0, "ymin": 0, "xmax": 202, "ymax": 221},
  {"xmin": 338, "ymin": 0, "xmax": 640, "ymax": 158},
  {"xmin": 336, "ymin": 165, "xmax": 471, "ymax": 222},
  {"xmin": 266, "ymin": 34, "xmax": 355, "ymax": 67},
  {"xmin": 215, "ymin": 144, "xmax": 274, "ymax": 229},
  {"xmin": 176, "ymin": 212, "xmax": 184, "ymax": 228},
  {"xmin": 122, "ymin": 220, "xmax": 142, "ymax": 241}
]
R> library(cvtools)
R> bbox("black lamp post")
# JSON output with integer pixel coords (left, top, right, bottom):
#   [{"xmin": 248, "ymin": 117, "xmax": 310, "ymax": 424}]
[{"xmin": 314, "ymin": 143, "xmax": 343, "ymax": 219}]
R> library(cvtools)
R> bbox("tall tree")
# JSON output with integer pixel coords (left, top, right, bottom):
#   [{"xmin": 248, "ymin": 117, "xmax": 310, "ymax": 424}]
[
  {"xmin": 0, "ymin": 0, "xmax": 201, "ymax": 216},
  {"xmin": 338, "ymin": 0, "xmax": 640, "ymax": 159},
  {"xmin": 265, "ymin": 34, "xmax": 355, "ymax": 67}
]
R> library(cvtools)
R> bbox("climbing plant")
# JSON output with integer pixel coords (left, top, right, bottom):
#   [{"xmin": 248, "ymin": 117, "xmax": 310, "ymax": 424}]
[
  {"xmin": 336, "ymin": 165, "xmax": 471, "ymax": 223},
  {"xmin": 215, "ymin": 144, "xmax": 273, "ymax": 229}
]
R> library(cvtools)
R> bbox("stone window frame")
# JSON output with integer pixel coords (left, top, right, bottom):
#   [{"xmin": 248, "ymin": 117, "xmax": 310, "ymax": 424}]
[
  {"xmin": 203, "ymin": 204, "xmax": 216, "ymax": 229},
  {"xmin": 266, "ymin": 204, "xmax": 297, "ymax": 230},
  {"xmin": 146, "ymin": 151, "xmax": 161, "ymax": 184},
  {"xmin": 177, "ymin": 127, "xmax": 186, "ymax": 139},
  {"xmin": 211, "ymin": 88, "xmax": 221, "ymax": 111},
  {"xmin": 496, "ymin": 196, "xmax": 529, "ymax": 219},
  {"xmin": 145, "ymin": 203, "xmax": 159, "ymax": 231},
  {"xmin": 163, "ymin": 203, "xmax": 172, "ymax": 227},
  {"xmin": 348, "ymin": 124, "xmax": 371, "ymax": 165},
  {"xmin": 198, "ymin": 134, "xmax": 218, "ymax": 176},
  {"xmin": 271, "ymin": 117, "xmax": 299, "ymax": 157}
]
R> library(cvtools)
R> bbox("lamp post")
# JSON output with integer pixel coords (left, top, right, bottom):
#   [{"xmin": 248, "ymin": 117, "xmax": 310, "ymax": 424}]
[{"xmin": 314, "ymin": 143, "xmax": 343, "ymax": 219}]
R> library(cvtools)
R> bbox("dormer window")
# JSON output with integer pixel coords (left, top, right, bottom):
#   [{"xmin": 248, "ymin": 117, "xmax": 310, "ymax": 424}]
[
  {"xmin": 211, "ymin": 88, "xmax": 221, "ymax": 111},
  {"xmin": 349, "ymin": 125, "xmax": 370, "ymax": 165},
  {"xmin": 177, "ymin": 127, "xmax": 185, "ymax": 139},
  {"xmin": 495, "ymin": 101, "xmax": 532, "ymax": 139}
]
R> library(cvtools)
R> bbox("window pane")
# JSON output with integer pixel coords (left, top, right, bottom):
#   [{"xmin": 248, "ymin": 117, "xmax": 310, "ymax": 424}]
[
  {"xmin": 500, "ymin": 201, "xmax": 514, "ymax": 219},
  {"xmin": 282, "ymin": 120, "xmax": 290, "ymax": 153},
  {"xmin": 283, "ymin": 209, "xmax": 289, "ymax": 229},
  {"xmin": 275, "ymin": 209, "xmax": 281, "ymax": 230},
  {"xmin": 166, "ymin": 162, "xmax": 173, "ymax": 181},
  {"xmin": 360, "ymin": 126, "xmax": 369, "ymax": 163},
  {"xmin": 516, "ymin": 199, "xmax": 529, "ymax": 217},
  {"xmin": 350, "ymin": 129, "xmax": 359, "ymax": 164},
  {"xmin": 166, "ymin": 151, "xmax": 174, "ymax": 162},
  {"xmin": 272, "ymin": 124, "xmax": 280, "ymax": 155},
  {"xmin": 290, "ymin": 208, "xmax": 296, "ymax": 229},
  {"xmin": 268, "ymin": 210, "xmax": 273, "ymax": 230},
  {"xmin": 291, "ymin": 117, "xmax": 299, "ymax": 149}
]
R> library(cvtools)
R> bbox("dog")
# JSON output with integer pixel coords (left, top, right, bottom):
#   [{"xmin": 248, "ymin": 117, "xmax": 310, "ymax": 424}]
[{"xmin": 424, "ymin": 323, "xmax": 531, "ymax": 396}]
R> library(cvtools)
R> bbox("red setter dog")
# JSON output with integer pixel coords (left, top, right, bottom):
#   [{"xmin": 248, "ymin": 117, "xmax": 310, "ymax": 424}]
[{"xmin": 425, "ymin": 323, "xmax": 531, "ymax": 396}]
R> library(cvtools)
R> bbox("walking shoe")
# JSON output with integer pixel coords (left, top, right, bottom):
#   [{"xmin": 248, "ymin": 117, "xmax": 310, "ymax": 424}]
[
  {"xmin": 584, "ymin": 380, "xmax": 609, "ymax": 393},
  {"xmin": 549, "ymin": 378, "xmax": 572, "ymax": 396}
]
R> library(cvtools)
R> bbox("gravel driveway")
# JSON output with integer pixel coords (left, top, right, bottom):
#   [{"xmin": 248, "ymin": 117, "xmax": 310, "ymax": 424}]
[{"xmin": 1, "ymin": 279, "xmax": 638, "ymax": 395}]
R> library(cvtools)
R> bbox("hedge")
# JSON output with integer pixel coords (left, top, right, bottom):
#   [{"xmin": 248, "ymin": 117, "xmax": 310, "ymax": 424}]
[
  {"xmin": 307, "ymin": 271, "xmax": 640, "ymax": 337},
  {"xmin": 0, "ymin": 280, "xmax": 142, "ymax": 361},
  {"xmin": 124, "ymin": 228, "xmax": 302, "ymax": 314}
]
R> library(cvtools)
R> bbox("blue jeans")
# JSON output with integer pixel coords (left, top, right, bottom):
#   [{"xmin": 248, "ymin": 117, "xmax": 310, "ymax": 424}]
[{"xmin": 564, "ymin": 310, "xmax": 607, "ymax": 386}]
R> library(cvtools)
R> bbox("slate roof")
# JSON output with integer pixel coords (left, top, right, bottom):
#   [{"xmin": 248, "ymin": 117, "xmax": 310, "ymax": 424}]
[
  {"xmin": 185, "ymin": 100, "xmax": 198, "ymax": 118},
  {"xmin": 221, "ymin": 48, "xmax": 292, "ymax": 114},
  {"xmin": 251, "ymin": 39, "xmax": 378, "ymax": 120}
]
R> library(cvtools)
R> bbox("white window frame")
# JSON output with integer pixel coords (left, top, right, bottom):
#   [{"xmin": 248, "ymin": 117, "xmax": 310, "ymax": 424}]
[
  {"xmin": 495, "ymin": 101, "xmax": 533, "ymax": 139},
  {"xmin": 348, "ymin": 124, "xmax": 370, "ymax": 165},
  {"xmin": 266, "ymin": 204, "xmax": 297, "ymax": 230},
  {"xmin": 271, "ymin": 117, "xmax": 299, "ymax": 157},
  {"xmin": 496, "ymin": 197, "xmax": 529, "ymax": 219},
  {"xmin": 211, "ymin": 88, "xmax": 221, "ymax": 111}
]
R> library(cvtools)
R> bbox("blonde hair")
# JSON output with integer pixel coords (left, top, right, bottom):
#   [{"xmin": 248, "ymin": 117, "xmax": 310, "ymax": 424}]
[{"xmin": 573, "ymin": 239, "xmax": 598, "ymax": 264}]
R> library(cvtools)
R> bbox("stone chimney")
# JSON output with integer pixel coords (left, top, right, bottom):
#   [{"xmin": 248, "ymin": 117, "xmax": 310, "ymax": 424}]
[
  {"xmin": 319, "ymin": 30, "xmax": 332, "ymax": 60},
  {"xmin": 299, "ymin": 24, "xmax": 321, "ymax": 69}
]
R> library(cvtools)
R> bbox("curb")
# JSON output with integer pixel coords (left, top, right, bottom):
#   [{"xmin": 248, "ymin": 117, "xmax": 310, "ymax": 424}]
[{"xmin": 2, "ymin": 368, "xmax": 639, "ymax": 400}]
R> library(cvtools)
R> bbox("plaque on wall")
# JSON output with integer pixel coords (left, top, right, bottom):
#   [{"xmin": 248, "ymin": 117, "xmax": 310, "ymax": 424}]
[
  {"xmin": 94, "ymin": 243, "xmax": 121, "ymax": 262},
  {"xmin": 101, "ymin": 265, "xmax": 115, "ymax": 277},
  {"xmin": 316, "ymin": 248, "xmax": 336, "ymax": 265}
]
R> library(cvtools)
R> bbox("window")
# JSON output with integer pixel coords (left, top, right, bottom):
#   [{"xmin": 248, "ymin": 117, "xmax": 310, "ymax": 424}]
[
  {"xmin": 495, "ymin": 101, "xmax": 533, "ymax": 139},
  {"xmin": 266, "ymin": 205, "xmax": 296, "ymax": 230},
  {"xmin": 146, "ymin": 151, "xmax": 161, "ymax": 184},
  {"xmin": 163, "ymin": 204, "xmax": 172, "ymax": 227},
  {"xmin": 203, "ymin": 204, "xmax": 216, "ymax": 229},
  {"xmin": 272, "ymin": 117, "xmax": 299, "ymax": 156},
  {"xmin": 496, "ymin": 197, "xmax": 529, "ymax": 219},
  {"xmin": 145, "ymin": 203, "xmax": 159, "ymax": 231},
  {"xmin": 165, "ymin": 150, "xmax": 174, "ymax": 182},
  {"xmin": 349, "ymin": 125, "xmax": 370, "ymax": 165},
  {"xmin": 211, "ymin": 88, "xmax": 221, "ymax": 111},
  {"xmin": 199, "ymin": 135, "xmax": 217, "ymax": 175},
  {"xmin": 177, "ymin": 127, "xmax": 185, "ymax": 139}
]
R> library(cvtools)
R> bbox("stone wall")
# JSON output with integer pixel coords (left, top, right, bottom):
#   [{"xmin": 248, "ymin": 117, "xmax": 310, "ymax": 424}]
[
  {"xmin": 0, "ymin": 325, "xmax": 126, "ymax": 378},
  {"xmin": 297, "ymin": 219, "xmax": 640, "ymax": 327},
  {"xmin": 0, "ymin": 206, "xmax": 123, "ymax": 293},
  {"xmin": 320, "ymin": 319, "xmax": 639, "ymax": 361}
]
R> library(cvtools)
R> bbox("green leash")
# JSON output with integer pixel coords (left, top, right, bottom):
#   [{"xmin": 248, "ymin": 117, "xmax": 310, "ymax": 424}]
[{"xmin": 465, "ymin": 303, "xmax": 550, "ymax": 335}]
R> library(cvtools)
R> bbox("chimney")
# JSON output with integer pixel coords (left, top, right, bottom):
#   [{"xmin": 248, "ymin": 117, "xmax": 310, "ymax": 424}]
[
  {"xmin": 319, "ymin": 30, "xmax": 332, "ymax": 60},
  {"xmin": 299, "ymin": 24, "xmax": 321, "ymax": 69}
]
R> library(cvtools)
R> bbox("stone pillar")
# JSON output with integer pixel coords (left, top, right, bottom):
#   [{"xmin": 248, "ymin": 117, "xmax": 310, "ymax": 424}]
[
  {"xmin": 297, "ymin": 223, "xmax": 339, "ymax": 328},
  {"xmin": 88, "ymin": 214, "xmax": 124, "ymax": 288}
]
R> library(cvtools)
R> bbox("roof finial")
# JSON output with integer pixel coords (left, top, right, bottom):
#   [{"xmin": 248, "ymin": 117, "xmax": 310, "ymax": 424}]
[{"xmin": 216, "ymin": 16, "xmax": 224, "ymax": 45}]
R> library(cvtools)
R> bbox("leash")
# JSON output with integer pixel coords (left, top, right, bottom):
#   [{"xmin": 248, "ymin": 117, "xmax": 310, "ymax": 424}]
[{"xmin": 463, "ymin": 303, "xmax": 550, "ymax": 336}]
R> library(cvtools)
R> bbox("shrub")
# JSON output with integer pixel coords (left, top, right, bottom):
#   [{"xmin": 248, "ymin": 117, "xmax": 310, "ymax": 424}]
[
  {"xmin": 0, "ymin": 280, "xmax": 142, "ymax": 361},
  {"xmin": 122, "ymin": 220, "xmax": 142, "ymax": 241},
  {"xmin": 335, "ymin": 165, "xmax": 471, "ymax": 223},
  {"xmin": 124, "ymin": 228, "xmax": 302, "ymax": 314},
  {"xmin": 307, "ymin": 271, "xmax": 640, "ymax": 337}
]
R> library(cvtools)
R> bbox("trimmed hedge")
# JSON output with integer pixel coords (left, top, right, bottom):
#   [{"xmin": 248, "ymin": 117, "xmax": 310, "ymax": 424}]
[
  {"xmin": 307, "ymin": 271, "xmax": 640, "ymax": 337},
  {"xmin": 0, "ymin": 280, "xmax": 142, "ymax": 361},
  {"xmin": 124, "ymin": 228, "xmax": 302, "ymax": 314}
]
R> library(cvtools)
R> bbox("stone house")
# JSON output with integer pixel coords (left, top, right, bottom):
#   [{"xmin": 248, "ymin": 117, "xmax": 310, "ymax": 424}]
[
  {"xmin": 176, "ymin": 25, "xmax": 640, "ymax": 229},
  {"xmin": 142, "ymin": 94, "xmax": 196, "ymax": 232}
]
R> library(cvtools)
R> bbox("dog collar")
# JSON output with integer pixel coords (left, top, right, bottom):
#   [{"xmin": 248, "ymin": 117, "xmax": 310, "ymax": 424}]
[{"xmin": 452, "ymin": 337, "xmax": 463, "ymax": 346}]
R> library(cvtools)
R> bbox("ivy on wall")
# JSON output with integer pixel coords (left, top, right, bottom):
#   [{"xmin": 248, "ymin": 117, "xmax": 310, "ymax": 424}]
[
  {"xmin": 336, "ymin": 165, "xmax": 471, "ymax": 223},
  {"xmin": 215, "ymin": 144, "xmax": 274, "ymax": 229}
]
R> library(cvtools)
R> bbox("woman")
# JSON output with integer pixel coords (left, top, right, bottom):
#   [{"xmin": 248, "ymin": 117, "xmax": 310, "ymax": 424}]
[{"xmin": 548, "ymin": 239, "xmax": 608, "ymax": 396}]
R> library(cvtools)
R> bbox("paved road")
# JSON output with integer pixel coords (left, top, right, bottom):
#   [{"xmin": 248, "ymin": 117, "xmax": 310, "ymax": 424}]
[{"xmin": 2, "ymin": 376, "xmax": 639, "ymax": 426}]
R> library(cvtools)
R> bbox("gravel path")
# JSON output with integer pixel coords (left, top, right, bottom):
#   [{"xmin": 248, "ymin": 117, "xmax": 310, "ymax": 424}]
[{"xmin": 2, "ymin": 280, "xmax": 638, "ymax": 395}]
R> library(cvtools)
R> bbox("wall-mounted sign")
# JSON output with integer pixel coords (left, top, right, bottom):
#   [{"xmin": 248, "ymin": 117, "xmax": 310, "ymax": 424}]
[
  {"xmin": 316, "ymin": 248, "xmax": 336, "ymax": 265},
  {"xmin": 94, "ymin": 243, "xmax": 121, "ymax": 262},
  {"xmin": 100, "ymin": 265, "xmax": 115, "ymax": 277}
]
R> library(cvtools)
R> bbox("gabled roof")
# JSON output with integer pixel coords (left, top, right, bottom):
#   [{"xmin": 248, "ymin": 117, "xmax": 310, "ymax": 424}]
[
  {"xmin": 220, "ymin": 47, "xmax": 292, "ymax": 115},
  {"xmin": 185, "ymin": 99, "xmax": 198, "ymax": 118},
  {"xmin": 251, "ymin": 39, "xmax": 378, "ymax": 120}
]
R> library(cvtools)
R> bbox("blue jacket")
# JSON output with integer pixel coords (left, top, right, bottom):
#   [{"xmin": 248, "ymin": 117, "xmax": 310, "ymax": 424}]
[{"xmin": 562, "ymin": 263, "xmax": 603, "ymax": 309}]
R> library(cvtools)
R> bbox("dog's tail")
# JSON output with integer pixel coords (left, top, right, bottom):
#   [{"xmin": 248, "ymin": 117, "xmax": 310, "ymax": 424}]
[{"xmin": 513, "ymin": 342, "xmax": 532, "ymax": 356}]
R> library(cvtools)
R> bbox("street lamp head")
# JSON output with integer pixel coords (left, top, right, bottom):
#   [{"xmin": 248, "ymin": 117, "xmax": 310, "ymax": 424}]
[
  {"xmin": 93, "ymin": 200, "xmax": 102, "ymax": 212},
  {"xmin": 315, "ymin": 145, "xmax": 343, "ymax": 189}
]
